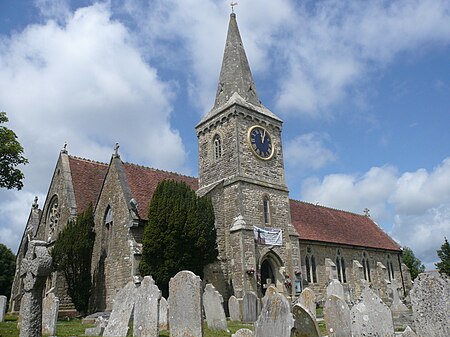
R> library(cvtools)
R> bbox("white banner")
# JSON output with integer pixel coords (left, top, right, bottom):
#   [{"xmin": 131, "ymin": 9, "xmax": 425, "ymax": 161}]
[{"xmin": 253, "ymin": 226, "xmax": 283, "ymax": 246}]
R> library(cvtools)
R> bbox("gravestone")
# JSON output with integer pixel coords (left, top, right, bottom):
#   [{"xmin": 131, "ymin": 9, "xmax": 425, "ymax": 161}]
[
  {"xmin": 0, "ymin": 295, "xmax": 6, "ymax": 322},
  {"xmin": 326, "ymin": 279, "xmax": 345, "ymax": 300},
  {"xmin": 169, "ymin": 270, "xmax": 203, "ymax": 337},
  {"xmin": 291, "ymin": 303, "xmax": 321, "ymax": 337},
  {"xmin": 203, "ymin": 283, "xmax": 228, "ymax": 331},
  {"xmin": 410, "ymin": 272, "xmax": 450, "ymax": 337},
  {"xmin": 42, "ymin": 292, "xmax": 59, "ymax": 336},
  {"xmin": 388, "ymin": 280, "xmax": 408, "ymax": 313},
  {"xmin": 159, "ymin": 297, "xmax": 169, "ymax": 330},
  {"xmin": 232, "ymin": 328, "xmax": 254, "ymax": 337},
  {"xmin": 323, "ymin": 294, "xmax": 351, "ymax": 337},
  {"xmin": 19, "ymin": 240, "xmax": 52, "ymax": 337},
  {"xmin": 255, "ymin": 288, "xmax": 294, "ymax": 337},
  {"xmin": 85, "ymin": 316, "xmax": 108, "ymax": 336},
  {"xmin": 134, "ymin": 276, "xmax": 161, "ymax": 337},
  {"xmin": 401, "ymin": 326, "xmax": 418, "ymax": 337},
  {"xmin": 350, "ymin": 287, "xmax": 394, "ymax": 337},
  {"xmin": 325, "ymin": 258, "xmax": 338, "ymax": 280},
  {"xmin": 228, "ymin": 295, "xmax": 241, "ymax": 321},
  {"xmin": 103, "ymin": 281, "xmax": 137, "ymax": 337},
  {"xmin": 299, "ymin": 287, "xmax": 316, "ymax": 317},
  {"xmin": 242, "ymin": 292, "xmax": 258, "ymax": 323}
]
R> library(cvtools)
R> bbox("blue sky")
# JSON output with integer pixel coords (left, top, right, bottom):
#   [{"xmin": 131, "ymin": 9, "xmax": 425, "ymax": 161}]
[{"xmin": 0, "ymin": 0, "xmax": 449, "ymax": 269}]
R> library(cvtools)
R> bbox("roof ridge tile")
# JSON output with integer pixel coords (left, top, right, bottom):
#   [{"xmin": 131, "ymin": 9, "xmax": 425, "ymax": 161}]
[
  {"xmin": 69, "ymin": 155, "xmax": 108, "ymax": 166},
  {"xmin": 289, "ymin": 198, "xmax": 367, "ymax": 218},
  {"xmin": 123, "ymin": 161, "xmax": 198, "ymax": 180}
]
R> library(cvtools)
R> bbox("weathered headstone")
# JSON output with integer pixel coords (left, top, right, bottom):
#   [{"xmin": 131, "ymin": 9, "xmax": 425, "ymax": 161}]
[
  {"xmin": 19, "ymin": 240, "xmax": 52, "ymax": 337},
  {"xmin": 410, "ymin": 272, "xmax": 450, "ymax": 337},
  {"xmin": 242, "ymin": 292, "xmax": 258, "ymax": 323},
  {"xmin": 401, "ymin": 326, "xmax": 418, "ymax": 337},
  {"xmin": 350, "ymin": 287, "xmax": 394, "ymax": 337},
  {"xmin": 388, "ymin": 280, "xmax": 408, "ymax": 313},
  {"xmin": 203, "ymin": 283, "xmax": 228, "ymax": 331},
  {"xmin": 0, "ymin": 295, "xmax": 7, "ymax": 322},
  {"xmin": 299, "ymin": 287, "xmax": 316, "ymax": 317},
  {"xmin": 103, "ymin": 281, "xmax": 137, "ymax": 337},
  {"xmin": 228, "ymin": 295, "xmax": 241, "ymax": 321},
  {"xmin": 255, "ymin": 288, "xmax": 294, "ymax": 337},
  {"xmin": 291, "ymin": 303, "xmax": 321, "ymax": 337},
  {"xmin": 326, "ymin": 279, "xmax": 345, "ymax": 300},
  {"xmin": 159, "ymin": 296, "xmax": 169, "ymax": 330},
  {"xmin": 85, "ymin": 316, "xmax": 108, "ymax": 336},
  {"xmin": 323, "ymin": 294, "xmax": 351, "ymax": 337},
  {"xmin": 232, "ymin": 328, "xmax": 254, "ymax": 337},
  {"xmin": 169, "ymin": 270, "xmax": 203, "ymax": 337},
  {"xmin": 134, "ymin": 276, "xmax": 161, "ymax": 337},
  {"xmin": 42, "ymin": 292, "xmax": 59, "ymax": 336}
]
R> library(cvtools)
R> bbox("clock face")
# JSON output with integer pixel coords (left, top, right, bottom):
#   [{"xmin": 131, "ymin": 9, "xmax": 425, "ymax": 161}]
[{"xmin": 248, "ymin": 125, "xmax": 274, "ymax": 160}]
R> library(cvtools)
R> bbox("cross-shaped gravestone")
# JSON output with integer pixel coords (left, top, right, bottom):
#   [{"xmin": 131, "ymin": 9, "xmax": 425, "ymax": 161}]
[
  {"xmin": 19, "ymin": 240, "xmax": 52, "ymax": 337},
  {"xmin": 388, "ymin": 280, "xmax": 408, "ymax": 313}
]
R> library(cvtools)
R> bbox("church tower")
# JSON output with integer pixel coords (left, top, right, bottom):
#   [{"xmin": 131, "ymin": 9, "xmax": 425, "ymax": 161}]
[{"xmin": 196, "ymin": 13, "xmax": 300, "ymax": 299}]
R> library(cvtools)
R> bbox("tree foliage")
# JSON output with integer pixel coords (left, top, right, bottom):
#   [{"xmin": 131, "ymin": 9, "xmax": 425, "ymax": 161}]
[
  {"xmin": 51, "ymin": 205, "xmax": 95, "ymax": 315},
  {"xmin": 435, "ymin": 237, "xmax": 450, "ymax": 276},
  {"xmin": 140, "ymin": 180, "xmax": 218, "ymax": 297},
  {"xmin": 0, "ymin": 243, "xmax": 16, "ymax": 300},
  {"xmin": 402, "ymin": 246, "xmax": 425, "ymax": 280},
  {"xmin": 0, "ymin": 111, "xmax": 28, "ymax": 190}
]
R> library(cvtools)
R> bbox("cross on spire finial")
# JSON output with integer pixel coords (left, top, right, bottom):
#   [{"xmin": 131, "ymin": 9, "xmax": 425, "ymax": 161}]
[
  {"xmin": 230, "ymin": 2, "xmax": 238, "ymax": 13},
  {"xmin": 113, "ymin": 142, "xmax": 120, "ymax": 158}
]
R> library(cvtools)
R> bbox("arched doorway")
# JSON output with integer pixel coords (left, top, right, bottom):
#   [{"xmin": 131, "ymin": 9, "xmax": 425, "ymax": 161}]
[{"xmin": 260, "ymin": 252, "xmax": 283, "ymax": 295}]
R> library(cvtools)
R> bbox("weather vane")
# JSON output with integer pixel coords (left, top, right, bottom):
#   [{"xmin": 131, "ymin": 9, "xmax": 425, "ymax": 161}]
[{"xmin": 230, "ymin": 2, "xmax": 238, "ymax": 13}]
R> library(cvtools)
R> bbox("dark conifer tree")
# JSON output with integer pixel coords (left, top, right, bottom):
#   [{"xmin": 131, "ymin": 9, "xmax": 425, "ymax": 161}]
[
  {"xmin": 140, "ymin": 180, "xmax": 218, "ymax": 297},
  {"xmin": 436, "ymin": 237, "xmax": 450, "ymax": 276},
  {"xmin": 51, "ymin": 204, "xmax": 95, "ymax": 315}
]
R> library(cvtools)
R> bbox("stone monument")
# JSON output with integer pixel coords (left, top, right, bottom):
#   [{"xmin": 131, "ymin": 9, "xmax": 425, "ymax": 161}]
[
  {"xmin": 0, "ymin": 295, "xmax": 7, "ymax": 322},
  {"xmin": 323, "ymin": 294, "xmax": 351, "ymax": 337},
  {"xmin": 242, "ymin": 292, "xmax": 258, "ymax": 323},
  {"xmin": 203, "ymin": 283, "xmax": 228, "ymax": 331},
  {"xmin": 159, "ymin": 297, "xmax": 169, "ymax": 330},
  {"xmin": 18, "ymin": 240, "xmax": 52, "ymax": 337},
  {"xmin": 291, "ymin": 303, "xmax": 321, "ymax": 337},
  {"xmin": 228, "ymin": 295, "xmax": 241, "ymax": 321},
  {"xmin": 133, "ymin": 276, "xmax": 161, "ymax": 337},
  {"xmin": 299, "ymin": 287, "xmax": 316, "ymax": 317},
  {"xmin": 42, "ymin": 291, "xmax": 59, "ymax": 336}
]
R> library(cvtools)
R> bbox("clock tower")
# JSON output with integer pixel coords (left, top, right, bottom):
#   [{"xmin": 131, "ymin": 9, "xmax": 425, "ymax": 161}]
[{"xmin": 196, "ymin": 13, "xmax": 300, "ymax": 300}]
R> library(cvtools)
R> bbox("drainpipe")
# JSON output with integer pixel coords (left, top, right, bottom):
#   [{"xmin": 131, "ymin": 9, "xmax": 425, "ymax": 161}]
[{"xmin": 397, "ymin": 252, "xmax": 406, "ymax": 297}]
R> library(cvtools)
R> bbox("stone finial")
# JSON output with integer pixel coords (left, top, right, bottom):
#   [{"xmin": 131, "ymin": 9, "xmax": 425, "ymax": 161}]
[
  {"xmin": 363, "ymin": 208, "xmax": 370, "ymax": 217},
  {"xmin": 231, "ymin": 2, "xmax": 238, "ymax": 13},
  {"xmin": 61, "ymin": 141, "xmax": 68, "ymax": 154},
  {"xmin": 32, "ymin": 196, "xmax": 38, "ymax": 209},
  {"xmin": 113, "ymin": 142, "xmax": 120, "ymax": 158}
]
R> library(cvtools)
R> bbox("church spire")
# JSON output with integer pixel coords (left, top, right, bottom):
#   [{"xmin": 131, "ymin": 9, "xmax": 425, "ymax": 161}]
[{"xmin": 214, "ymin": 13, "xmax": 260, "ymax": 109}]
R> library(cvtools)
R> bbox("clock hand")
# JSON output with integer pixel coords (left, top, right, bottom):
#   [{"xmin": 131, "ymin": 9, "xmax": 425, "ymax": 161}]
[{"xmin": 262, "ymin": 129, "xmax": 266, "ymax": 143}]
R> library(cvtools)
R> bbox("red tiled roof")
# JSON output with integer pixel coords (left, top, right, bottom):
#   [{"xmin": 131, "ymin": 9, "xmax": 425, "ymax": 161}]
[
  {"xmin": 68, "ymin": 156, "xmax": 108, "ymax": 213},
  {"xmin": 124, "ymin": 163, "xmax": 198, "ymax": 220},
  {"xmin": 290, "ymin": 200, "xmax": 401, "ymax": 251}
]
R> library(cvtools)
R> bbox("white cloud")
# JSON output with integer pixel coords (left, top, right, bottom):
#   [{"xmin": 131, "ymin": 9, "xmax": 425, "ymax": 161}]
[
  {"xmin": 301, "ymin": 158, "xmax": 450, "ymax": 268},
  {"xmin": 284, "ymin": 132, "xmax": 336, "ymax": 170}
]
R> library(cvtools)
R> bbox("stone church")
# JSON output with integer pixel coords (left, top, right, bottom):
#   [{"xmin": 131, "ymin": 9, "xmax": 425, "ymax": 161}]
[{"xmin": 10, "ymin": 13, "xmax": 410, "ymax": 316}]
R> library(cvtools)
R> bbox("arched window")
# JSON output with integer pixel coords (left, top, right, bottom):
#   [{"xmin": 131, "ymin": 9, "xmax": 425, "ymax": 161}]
[
  {"xmin": 387, "ymin": 255, "xmax": 394, "ymax": 281},
  {"xmin": 305, "ymin": 256, "xmax": 311, "ymax": 283},
  {"xmin": 213, "ymin": 134, "xmax": 222, "ymax": 160},
  {"xmin": 336, "ymin": 256, "xmax": 341, "ymax": 281},
  {"xmin": 311, "ymin": 255, "xmax": 317, "ymax": 283},
  {"xmin": 362, "ymin": 252, "xmax": 371, "ymax": 282},
  {"xmin": 341, "ymin": 257, "xmax": 346, "ymax": 283},
  {"xmin": 104, "ymin": 206, "xmax": 113, "ymax": 252},
  {"xmin": 336, "ymin": 249, "xmax": 346, "ymax": 283},
  {"xmin": 47, "ymin": 195, "xmax": 60, "ymax": 239},
  {"xmin": 263, "ymin": 196, "xmax": 270, "ymax": 225}
]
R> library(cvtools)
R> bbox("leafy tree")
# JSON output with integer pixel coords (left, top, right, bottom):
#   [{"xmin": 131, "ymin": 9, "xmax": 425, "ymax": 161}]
[
  {"xmin": 140, "ymin": 180, "xmax": 218, "ymax": 297},
  {"xmin": 0, "ymin": 111, "xmax": 28, "ymax": 190},
  {"xmin": 0, "ymin": 243, "xmax": 16, "ymax": 300},
  {"xmin": 435, "ymin": 237, "xmax": 450, "ymax": 276},
  {"xmin": 402, "ymin": 246, "xmax": 425, "ymax": 280},
  {"xmin": 52, "ymin": 205, "xmax": 95, "ymax": 315}
]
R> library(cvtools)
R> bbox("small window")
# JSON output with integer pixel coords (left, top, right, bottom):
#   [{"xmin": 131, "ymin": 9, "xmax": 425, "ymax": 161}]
[
  {"xmin": 387, "ymin": 255, "xmax": 394, "ymax": 280},
  {"xmin": 104, "ymin": 206, "xmax": 113, "ymax": 229},
  {"xmin": 263, "ymin": 196, "xmax": 270, "ymax": 225},
  {"xmin": 311, "ymin": 255, "xmax": 317, "ymax": 283},
  {"xmin": 305, "ymin": 256, "xmax": 311, "ymax": 283},
  {"xmin": 362, "ymin": 253, "xmax": 371, "ymax": 282},
  {"xmin": 341, "ymin": 257, "xmax": 346, "ymax": 283},
  {"xmin": 213, "ymin": 135, "xmax": 222, "ymax": 160}
]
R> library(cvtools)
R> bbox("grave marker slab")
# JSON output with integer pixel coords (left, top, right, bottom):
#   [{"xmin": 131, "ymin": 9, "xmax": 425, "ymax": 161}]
[
  {"xmin": 159, "ymin": 297, "xmax": 169, "ymax": 330},
  {"xmin": 326, "ymin": 279, "xmax": 345, "ymax": 300},
  {"xmin": 42, "ymin": 292, "xmax": 59, "ymax": 336},
  {"xmin": 401, "ymin": 326, "xmax": 418, "ymax": 337},
  {"xmin": 169, "ymin": 270, "xmax": 203, "ymax": 337},
  {"xmin": 228, "ymin": 295, "xmax": 241, "ymax": 321},
  {"xmin": 388, "ymin": 280, "xmax": 408, "ymax": 313},
  {"xmin": 410, "ymin": 272, "xmax": 450, "ymax": 337},
  {"xmin": 85, "ymin": 316, "xmax": 108, "ymax": 336},
  {"xmin": 299, "ymin": 287, "xmax": 316, "ymax": 317},
  {"xmin": 350, "ymin": 287, "xmax": 394, "ymax": 337},
  {"xmin": 134, "ymin": 276, "xmax": 161, "ymax": 337},
  {"xmin": 103, "ymin": 281, "xmax": 137, "ymax": 337},
  {"xmin": 232, "ymin": 328, "xmax": 254, "ymax": 337},
  {"xmin": 203, "ymin": 283, "xmax": 228, "ymax": 331},
  {"xmin": 255, "ymin": 288, "xmax": 294, "ymax": 337},
  {"xmin": 323, "ymin": 294, "xmax": 351, "ymax": 337},
  {"xmin": 0, "ymin": 295, "xmax": 7, "ymax": 322},
  {"xmin": 242, "ymin": 292, "xmax": 258, "ymax": 323},
  {"xmin": 291, "ymin": 303, "xmax": 321, "ymax": 337}
]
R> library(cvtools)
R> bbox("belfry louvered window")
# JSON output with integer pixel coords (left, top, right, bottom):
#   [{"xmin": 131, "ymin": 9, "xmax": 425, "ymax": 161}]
[{"xmin": 213, "ymin": 135, "xmax": 222, "ymax": 160}]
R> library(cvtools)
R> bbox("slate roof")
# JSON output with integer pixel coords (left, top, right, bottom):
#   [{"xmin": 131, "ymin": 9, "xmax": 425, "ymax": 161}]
[
  {"xmin": 68, "ymin": 156, "xmax": 108, "ymax": 213},
  {"xmin": 123, "ymin": 163, "xmax": 198, "ymax": 220},
  {"xmin": 290, "ymin": 199, "xmax": 401, "ymax": 251}
]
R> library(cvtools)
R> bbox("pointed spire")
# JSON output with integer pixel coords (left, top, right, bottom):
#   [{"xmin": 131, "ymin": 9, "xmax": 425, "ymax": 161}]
[{"xmin": 214, "ymin": 13, "xmax": 260, "ymax": 109}]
